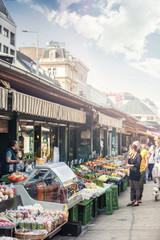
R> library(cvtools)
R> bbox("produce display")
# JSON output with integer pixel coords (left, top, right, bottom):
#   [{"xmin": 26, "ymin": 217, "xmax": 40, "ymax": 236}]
[
  {"xmin": 0, "ymin": 216, "xmax": 15, "ymax": 228},
  {"xmin": 8, "ymin": 172, "xmax": 28, "ymax": 182},
  {"xmin": 72, "ymin": 156, "xmax": 129, "ymax": 200},
  {"xmin": 0, "ymin": 203, "xmax": 68, "ymax": 239},
  {"xmin": 1, "ymin": 172, "xmax": 27, "ymax": 184},
  {"xmin": 0, "ymin": 184, "xmax": 16, "ymax": 201}
]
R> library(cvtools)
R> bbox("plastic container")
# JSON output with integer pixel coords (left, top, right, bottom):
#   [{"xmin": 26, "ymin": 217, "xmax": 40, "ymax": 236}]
[
  {"xmin": 105, "ymin": 188, "xmax": 113, "ymax": 215},
  {"xmin": 110, "ymin": 185, "xmax": 119, "ymax": 210}
]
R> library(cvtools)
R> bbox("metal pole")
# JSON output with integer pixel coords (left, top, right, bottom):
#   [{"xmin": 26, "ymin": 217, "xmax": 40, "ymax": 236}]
[
  {"xmin": 22, "ymin": 30, "xmax": 39, "ymax": 76},
  {"xmin": 36, "ymin": 30, "xmax": 39, "ymax": 76}
]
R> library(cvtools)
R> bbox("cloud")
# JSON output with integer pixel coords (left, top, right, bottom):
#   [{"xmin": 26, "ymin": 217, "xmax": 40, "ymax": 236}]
[
  {"xmin": 30, "ymin": 4, "xmax": 48, "ymax": 15},
  {"xmin": 17, "ymin": 0, "xmax": 31, "ymax": 3},
  {"xmin": 29, "ymin": 0, "xmax": 160, "ymax": 64},
  {"xmin": 57, "ymin": 0, "xmax": 81, "ymax": 11},
  {"xmin": 130, "ymin": 58, "xmax": 160, "ymax": 79}
]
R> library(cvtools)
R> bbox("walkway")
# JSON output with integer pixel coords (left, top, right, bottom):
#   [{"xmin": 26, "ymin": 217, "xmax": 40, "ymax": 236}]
[{"xmin": 54, "ymin": 181, "xmax": 160, "ymax": 240}]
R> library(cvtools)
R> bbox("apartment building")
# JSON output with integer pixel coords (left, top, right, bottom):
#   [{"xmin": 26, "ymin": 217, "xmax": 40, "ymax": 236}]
[{"xmin": 0, "ymin": 0, "xmax": 16, "ymax": 61}]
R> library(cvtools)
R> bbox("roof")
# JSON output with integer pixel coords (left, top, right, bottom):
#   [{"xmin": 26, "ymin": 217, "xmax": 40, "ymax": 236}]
[
  {"xmin": 0, "ymin": 0, "xmax": 16, "ymax": 25},
  {"xmin": 121, "ymin": 97, "xmax": 155, "ymax": 115},
  {"xmin": 16, "ymin": 51, "xmax": 60, "ymax": 87},
  {"xmin": 42, "ymin": 47, "xmax": 66, "ymax": 59}
]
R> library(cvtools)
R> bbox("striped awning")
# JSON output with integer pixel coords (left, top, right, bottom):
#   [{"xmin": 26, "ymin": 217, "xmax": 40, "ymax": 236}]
[
  {"xmin": 98, "ymin": 113, "xmax": 122, "ymax": 129},
  {"xmin": 0, "ymin": 87, "xmax": 8, "ymax": 111},
  {"xmin": 12, "ymin": 91, "xmax": 86, "ymax": 124}
]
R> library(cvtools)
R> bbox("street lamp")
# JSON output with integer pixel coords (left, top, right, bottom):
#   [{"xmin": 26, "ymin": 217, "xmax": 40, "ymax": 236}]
[{"xmin": 22, "ymin": 30, "xmax": 39, "ymax": 76}]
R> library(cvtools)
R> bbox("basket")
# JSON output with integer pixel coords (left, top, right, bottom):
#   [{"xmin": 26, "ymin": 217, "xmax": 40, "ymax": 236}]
[{"xmin": 15, "ymin": 230, "xmax": 47, "ymax": 240}]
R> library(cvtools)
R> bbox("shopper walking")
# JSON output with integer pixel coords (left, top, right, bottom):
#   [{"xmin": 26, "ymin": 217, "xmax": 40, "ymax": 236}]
[
  {"xmin": 127, "ymin": 144, "xmax": 142, "ymax": 207},
  {"xmin": 148, "ymin": 145, "xmax": 155, "ymax": 181}
]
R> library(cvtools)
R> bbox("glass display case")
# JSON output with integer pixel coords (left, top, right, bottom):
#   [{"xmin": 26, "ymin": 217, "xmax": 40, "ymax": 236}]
[{"xmin": 14, "ymin": 162, "xmax": 82, "ymax": 210}]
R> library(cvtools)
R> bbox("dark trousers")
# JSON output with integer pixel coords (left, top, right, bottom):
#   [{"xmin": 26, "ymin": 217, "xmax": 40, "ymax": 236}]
[
  {"xmin": 130, "ymin": 180, "xmax": 140, "ymax": 201},
  {"xmin": 148, "ymin": 163, "xmax": 154, "ymax": 180},
  {"xmin": 139, "ymin": 171, "xmax": 145, "ymax": 200}
]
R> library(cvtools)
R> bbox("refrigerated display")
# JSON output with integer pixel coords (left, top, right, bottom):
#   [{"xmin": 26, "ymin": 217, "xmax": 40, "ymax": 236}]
[{"xmin": 14, "ymin": 162, "xmax": 82, "ymax": 210}]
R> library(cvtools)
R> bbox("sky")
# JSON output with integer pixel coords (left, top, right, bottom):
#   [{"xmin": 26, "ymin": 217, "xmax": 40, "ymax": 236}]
[{"xmin": 4, "ymin": 0, "xmax": 160, "ymax": 108}]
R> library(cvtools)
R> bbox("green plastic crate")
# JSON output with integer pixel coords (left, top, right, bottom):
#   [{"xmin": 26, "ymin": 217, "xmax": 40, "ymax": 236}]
[
  {"xmin": 78, "ymin": 199, "xmax": 94, "ymax": 225},
  {"xmin": 110, "ymin": 185, "xmax": 119, "ymax": 210},
  {"xmin": 69, "ymin": 205, "xmax": 78, "ymax": 221},
  {"xmin": 93, "ymin": 198, "xmax": 98, "ymax": 217},
  {"xmin": 122, "ymin": 176, "xmax": 128, "ymax": 192},
  {"xmin": 105, "ymin": 188, "xmax": 113, "ymax": 215},
  {"xmin": 98, "ymin": 194, "xmax": 106, "ymax": 209}
]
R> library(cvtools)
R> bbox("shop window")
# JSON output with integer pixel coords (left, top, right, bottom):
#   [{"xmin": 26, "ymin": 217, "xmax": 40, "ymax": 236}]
[
  {"xmin": 3, "ymin": 27, "xmax": 9, "ymax": 37},
  {"xmin": 18, "ymin": 125, "xmax": 34, "ymax": 161},
  {"xmin": 3, "ymin": 45, "xmax": 8, "ymax": 54},
  {"xmin": 41, "ymin": 127, "xmax": 51, "ymax": 160}
]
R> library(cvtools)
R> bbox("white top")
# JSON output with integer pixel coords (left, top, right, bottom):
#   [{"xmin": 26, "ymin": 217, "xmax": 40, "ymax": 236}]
[{"xmin": 149, "ymin": 152, "xmax": 155, "ymax": 164}]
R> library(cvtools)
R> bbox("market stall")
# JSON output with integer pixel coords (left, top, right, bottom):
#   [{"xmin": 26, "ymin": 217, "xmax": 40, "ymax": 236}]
[{"xmin": 0, "ymin": 162, "xmax": 83, "ymax": 239}]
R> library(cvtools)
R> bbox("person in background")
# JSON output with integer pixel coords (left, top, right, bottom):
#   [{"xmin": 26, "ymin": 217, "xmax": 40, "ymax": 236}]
[
  {"xmin": 139, "ymin": 144, "xmax": 149, "ymax": 202},
  {"xmin": 148, "ymin": 145, "xmax": 155, "ymax": 181},
  {"xmin": 154, "ymin": 140, "xmax": 160, "ymax": 189},
  {"xmin": 1, "ymin": 140, "xmax": 20, "ymax": 175},
  {"xmin": 127, "ymin": 144, "xmax": 142, "ymax": 207}
]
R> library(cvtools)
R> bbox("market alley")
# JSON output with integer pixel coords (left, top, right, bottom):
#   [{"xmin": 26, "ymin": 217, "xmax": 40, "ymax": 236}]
[{"xmin": 54, "ymin": 181, "xmax": 160, "ymax": 240}]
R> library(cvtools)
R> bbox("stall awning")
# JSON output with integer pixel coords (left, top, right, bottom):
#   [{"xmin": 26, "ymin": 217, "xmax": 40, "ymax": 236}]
[
  {"xmin": 136, "ymin": 130, "xmax": 154, "ymax": 137},
  {"xmin": 0, "ymin": 87, "xmax": 8, "ymax": 111},
  {"xmin": 147, "ymin": 131, "xmax": 160, "ymax": 138},
  {"xmin": 98, "ymin": 113, "xmax": 122, "ymax": 129},
  {"xmin": 12, "ymin": 91, "xmax": 86, "ymax": 124}
]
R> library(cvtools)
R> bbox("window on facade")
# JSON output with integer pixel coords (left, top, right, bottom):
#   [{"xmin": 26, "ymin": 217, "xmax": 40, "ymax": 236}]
[
  {"xmin": 48, "ymin": 68, "xmax": 51, "ymax": 74},
  {"xmin": 53, "ymin": 68, "xmax": 57, "ymax": 76},
  {"xmin": 0, "ymin": 43, "xmax": 1, "ymax": 52},
  {"xmin": 0, "ymin": 25, "xmax": 2, "ymax": 34},
  {"xmin": 50, "ymin": 51, "xmax": 55, "ymax": 59},
  {"xmin": 3, "ymin": 28, "xmax": 9, "ymax": 37},
  {"xmin": 10, "ymin": 32, "xmax": 15, "ymax": 46},
  {"xmin": 10, "ymin": 49, "xmax": 15, "ymax": 56},
  {"xmin": 3, "ymin": 45, "xmax": 8, "ymax": 54},
  {"xmin": 136, "ymin": 116, "xmax": 141, "ymax": 120}
]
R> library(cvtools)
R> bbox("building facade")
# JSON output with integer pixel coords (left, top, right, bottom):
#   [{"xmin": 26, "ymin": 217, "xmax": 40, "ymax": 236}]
[{"xmin": 0, "ymin": 0, "xmax": 16, "ymax": 60}]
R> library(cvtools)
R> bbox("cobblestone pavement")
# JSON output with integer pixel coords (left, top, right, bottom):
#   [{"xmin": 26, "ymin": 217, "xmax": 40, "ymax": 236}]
[{"xmin": 53, "ymin": 181, "xmax": 160, "ymax": 240}]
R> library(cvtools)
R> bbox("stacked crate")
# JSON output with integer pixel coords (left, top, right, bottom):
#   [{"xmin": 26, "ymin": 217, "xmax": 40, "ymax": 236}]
[
  {"xmin": 69, "ymin": 205, "xmax": 78, "ymax": 221},
  {"xmin": 98, "ymin": 193, "xmax": 106, "ymax": 209},
  {"xmin": 93, "ymin": 197, "xmax": 99, "ymax": 217},
  {"xmin": 78, "ymin": 199, "xmax": 93, "ymax": 226}
]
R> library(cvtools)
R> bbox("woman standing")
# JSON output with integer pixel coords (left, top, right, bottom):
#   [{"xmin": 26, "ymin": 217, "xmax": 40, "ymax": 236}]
[
  {"xmin": 127, "ymin": 144, "xmax": 142, "ymax": 207},
  {"xmin": 148, "ymin": 145, "xmax": 155, "ymax": 180}
]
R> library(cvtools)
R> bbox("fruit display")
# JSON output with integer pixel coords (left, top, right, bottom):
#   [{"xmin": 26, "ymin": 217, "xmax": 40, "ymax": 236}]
[
  {"xmin": 8, "ymin": 172, "xmax": 27, "ymax": 182},
  {"xmin": 72, "ymin": 156, "xmax": 130, "ymax": 199},
  {"xmin": 1, "ymin": 172, "xmax": 27, "ymax": 184}
]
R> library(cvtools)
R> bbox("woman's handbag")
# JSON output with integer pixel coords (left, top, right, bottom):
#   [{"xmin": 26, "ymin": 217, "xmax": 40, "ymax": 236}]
[{"xmin": 130, "ymin": 166, "xmax": 138, "ymax": 173}]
